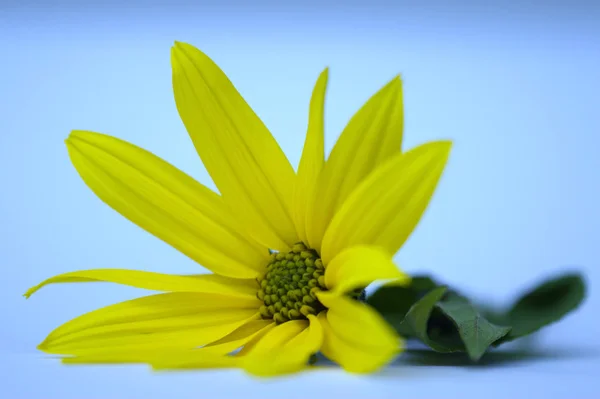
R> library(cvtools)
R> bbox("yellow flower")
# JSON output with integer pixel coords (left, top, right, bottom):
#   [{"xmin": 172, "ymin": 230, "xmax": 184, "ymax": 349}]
[{"xmin": 26, "ymin": 41, "xmax": 451, "ymax": 376}]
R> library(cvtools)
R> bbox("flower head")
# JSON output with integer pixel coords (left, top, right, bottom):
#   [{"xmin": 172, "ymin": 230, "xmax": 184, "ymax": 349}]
[{"xmin": 26, "ymin": 41, "xmax": 451, "ymax": 376}]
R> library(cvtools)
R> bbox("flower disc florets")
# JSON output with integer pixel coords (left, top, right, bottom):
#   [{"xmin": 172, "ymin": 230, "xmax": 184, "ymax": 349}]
[{"xmin": 257, "ymin": 243, "xmax": 327, "ymax": 324}]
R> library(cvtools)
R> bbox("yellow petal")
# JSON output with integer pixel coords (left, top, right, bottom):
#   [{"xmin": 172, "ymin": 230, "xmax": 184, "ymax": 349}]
[
  {"xmin": 321, "ymin": 141, "xmax": 452, "ymax": 264},
  {"xmin": 38, "ymin": 292, "xmax": 259, "ymax": 356},
  {"xmin": 243, "ymin": 319, "xmax": 308, "ymax": 355},
  {"xmin": 318, "ymin": 310, "xmax": 401, "ymax": 373},
  {"xmin": 203, "ymin": 319, "xmax": 275, "ymax": 354},
  {"xmin": 317, "ymin": 292, "xmax": 399, "ymax": 350},
  {"xmin": 241, "ymin": 315, "xmax": 323, "ymax": 376},
  {"xmin": 63, "ymin": 353, "xmax": 238, "ymax": 369},
  {"xmin": 66, "ymin": 130, "xmax": 267, "ymax": 279},
  {"xmin": 61, "ymin": 351, "xmax": 167, "ymax": 364},
  {"xmin": 73, "ymin": 321, "xmax": 274, "ymax": 368},
  {"xmin": 62, "ymin": 349, "xmax": 237, "ymax": 368},
  {"xmin": 25, "ymin": 269, "xmax": 259, "ymax": 299},
  {"xmin": 306, "ymin": 77, "xmax": 403, "ymax": 251},
  {"xmin": 150, "ymin": 320, "xmax": 275, "ymax": 369},
  {"xmin": 235, "ymin": 322, "xmax": 277, "ymax": 357},
  {"xmin": 293, "ymin": 68, "xmax": 328, "ymax": 243},
  {"xmin": 171, "ymin": 41, "xmax": 297, "ymax": 250},
  {"xmin": 324, "ymin": 246, "xmax": 410, "ymax": 294}
]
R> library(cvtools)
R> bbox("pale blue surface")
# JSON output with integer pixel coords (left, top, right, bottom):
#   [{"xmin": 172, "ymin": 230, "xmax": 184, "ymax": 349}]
[{"xmin": 1, "ymin": 1, "xmax": 599, "ymax": 398}]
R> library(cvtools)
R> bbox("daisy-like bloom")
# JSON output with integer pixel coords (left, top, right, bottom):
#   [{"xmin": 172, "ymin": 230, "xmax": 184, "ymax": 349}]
[{"xmin": 26, "ymin": 42, "xmax": 451, "ymax": 376}]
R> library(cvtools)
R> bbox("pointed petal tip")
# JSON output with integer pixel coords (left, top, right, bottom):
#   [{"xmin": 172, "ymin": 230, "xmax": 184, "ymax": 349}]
[
  {"xmin": 171, "ymin": 42, "xmax": 195, "ymax": 72},
  {"xmin": 23, "ymin": 284, "xmax": 39, "ymax": 299},
  {"xmin": 37, "ymin": 341, "xmax": 49, "ymax": 351},
  {"xmin": 386, "ymin": 75, "xmax": 402, "ymax": 88},
  {"xmin": 437, "ymin": 139, "xmax": 453, "ymax": 152},
  {"xmin": 69, "ymin": 130, "xmax": 84, "ymax": 137},
  {"xmin": 170, "ymin": 42, "xmax": 183, "ymax": 63},
  {"xmin": 67, "ymin": 130, "xmax": 96, "ymax": 143},
  {"xmin": 372, "ymin": 76, "xmax": 402, "ymax": 98},
  {"xmin": 315, "ymin": 67, "xmax": 330, "ymax": 88},
  {"xmin": 65, "ymin": 131, "xmax": 79, "ymax": 144},
  {"xmin": 424, "ymin": 139, "xmax": 453, "ymax": 155},
  {"xmin": 172, "ymin": 41, "xmax": 199, "ymax": 55}
]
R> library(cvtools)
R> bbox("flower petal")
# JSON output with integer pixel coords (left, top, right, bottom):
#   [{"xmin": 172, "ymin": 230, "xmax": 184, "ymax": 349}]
[
  {"xmin": 25, "ymin": 270, "xmax": 259, "ymax": 299},
  {"xmin": 324, "ymin": 246, "xmax": 410, "ymax": 294},
  {"xmin": 73, "ymin": 321, "xmax": 275, "ymax": 368},
  {"xmin": 306, "ymin": 77, "xmax": 403, "ymax": 251},
  {"xmin": 203, "ymin": 319, "xmax": 275, "ymax": 353},
  {"xmin": 38, "ymin": 292, "xmax": 259, "ymax": 356},
  {"xmin": 321, "ymin": 141, "xmax": 451, "ymax": 264},
  {"xmin": 66, "ymin": 130, "xmax": 267, "ymax": 278},
  {"xmin": 171, "ymin": 41, "xmax": 297, "ymax": 250},
  {"xmin": 317, "ymin": 310, "xmax": 401, "ymax": 373},
  {"xmin": 293, "ymin": 68, "xmax": 328, "ymax": 244},
  {"xmin": 61, "ymin": 351, "xmax": 169, "ymax": 364},
  {"xmin": 241, "ymin": 315, "xmax": 323, "ymax": 376},
  {"xmin": 235, "ymin": 322, "xmax": 277, "ymax": 357},
  {"xmin": 243, "ymin": 319, "xmax": 307, "ymax": 355},
  {"xmin": 63, "ymin": 351, "xmax": 238, "ymax": 368},
  {"xmin": 317, "ymin": 293, "xmax": 401, "ymax": 372},
  {"xmin": 149, "ymin": 320, "xmax": 275, "ymax": 369},
  {"xmin": 317, "ymin": 292, "xmax": 399, "ymax": 349}
]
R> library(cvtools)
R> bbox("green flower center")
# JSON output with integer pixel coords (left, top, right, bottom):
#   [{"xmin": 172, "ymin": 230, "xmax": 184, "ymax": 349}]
[{"xmin": 257, "ymin": 243, "xmax": 327, "ymax": 324}]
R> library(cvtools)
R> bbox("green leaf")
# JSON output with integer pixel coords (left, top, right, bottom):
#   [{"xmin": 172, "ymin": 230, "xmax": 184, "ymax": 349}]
[
  {"xmin": 367, "ymin": 275, "xmax": 438, "ymax": 336},
  {"xmin": 399, "ymin": 287, "xmax": 457, "ymax": 352},
  {"xmin": 495, "ymin": 272, "xmax": 586, "ymax": 344},
  {"xmin": 368, "ymin": 271, "xmax": 587, "ymax": 361},
  {"xmin": 399, "ymin": 288, "xmax": 511, "ymax": 360},
  {"xmin": 409, "ymin": 275, "xmax": 439, "ymax": 295},
  {"xmin": 435, "ymin": 293, "xmax": 512, "ymax": 361}
]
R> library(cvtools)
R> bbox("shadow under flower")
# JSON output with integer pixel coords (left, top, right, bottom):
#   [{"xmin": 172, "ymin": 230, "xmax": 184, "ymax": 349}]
[
  {"xmin": 311, "ymin": 343, "xmax": 599, "ymax": 378},
  {"xmin": 393, "ymin": 347, "xmax": 599, "ymax": 368}
]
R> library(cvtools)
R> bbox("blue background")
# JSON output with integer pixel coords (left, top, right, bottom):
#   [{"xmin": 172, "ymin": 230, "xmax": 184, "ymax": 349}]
[{"xmin": 1, "ymin": 1, "xmax": 599, "ymax": 397}]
